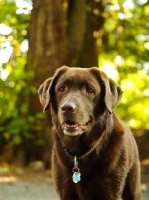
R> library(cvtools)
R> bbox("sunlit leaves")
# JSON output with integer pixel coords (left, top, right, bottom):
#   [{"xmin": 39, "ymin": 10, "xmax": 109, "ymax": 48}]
[
  {"xmin": 117, "ymin": 70, "xmax": 149, "ymax": 128},
  {"xmin": 0, "ymin": 0, "xmax": 32, "ymax": 147},
  {"xmin": 99, "ymin": 1, "xmax": 149, "ymax": 129}
]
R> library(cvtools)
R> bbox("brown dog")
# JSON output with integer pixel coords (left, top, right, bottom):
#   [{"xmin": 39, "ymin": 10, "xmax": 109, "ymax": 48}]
[{"xmin": 38, "ymin": 66, "xmax": 142, "ymax": 200}]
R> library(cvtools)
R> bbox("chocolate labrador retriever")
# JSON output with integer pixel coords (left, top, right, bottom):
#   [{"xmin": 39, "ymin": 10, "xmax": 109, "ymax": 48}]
[{"xmin": 38, "ymin": 66, "xmax": 142, "ymax": 200}]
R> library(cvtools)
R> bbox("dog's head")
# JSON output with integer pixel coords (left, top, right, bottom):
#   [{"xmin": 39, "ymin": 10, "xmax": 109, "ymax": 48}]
[{"xmin": 38, "ymin": 66, "xmax": 123, "ymax": 136}]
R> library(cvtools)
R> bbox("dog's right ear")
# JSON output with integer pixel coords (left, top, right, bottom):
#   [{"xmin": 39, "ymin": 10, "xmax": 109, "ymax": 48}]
[
  {"xmin": 38, "ymin": 66, "xmax": 69, "ymax": 112},
  {"xmin": 38, "ymin": 77, "xmax": 53, "ymax": 112}
]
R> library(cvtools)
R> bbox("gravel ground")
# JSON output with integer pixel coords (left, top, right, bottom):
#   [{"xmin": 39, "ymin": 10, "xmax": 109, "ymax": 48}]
[
  {"xmin": 0, "ymin": 181, "xmax": 58, "ymax": 200},
  {"xmin": 0, "ymin": 180, "xmax": 148, "ymax": 200}
]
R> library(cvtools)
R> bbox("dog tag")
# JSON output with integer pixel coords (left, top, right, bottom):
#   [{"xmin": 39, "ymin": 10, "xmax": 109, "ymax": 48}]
[
  {"xmin": 73, "ymin": 172, "xmax": 81, "ymax": 183},
  {"xmin": 72, "ymin": 156, "xmax": 81, "ymax": 183}
]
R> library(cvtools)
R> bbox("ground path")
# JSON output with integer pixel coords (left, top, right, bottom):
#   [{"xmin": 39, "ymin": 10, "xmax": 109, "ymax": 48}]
[
  {"xmin": 0, "ymin": 180, "xmax": 149, "ymax": 200},
  {"xmin": 0, "ymin": 161, "xmax": 148, "ymax": 200}
]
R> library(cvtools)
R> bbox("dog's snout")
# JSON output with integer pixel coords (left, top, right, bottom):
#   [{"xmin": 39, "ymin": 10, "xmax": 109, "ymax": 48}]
[{"xmin": 61, "ymin": 102, "xmax": 76, "ymax": 113}]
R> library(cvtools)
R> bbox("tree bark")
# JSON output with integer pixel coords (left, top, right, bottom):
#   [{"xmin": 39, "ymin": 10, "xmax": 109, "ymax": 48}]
[
  {"xmin": 78, "ymin": 0, "xmax": 105, "ymax": 67},
  {"xmin": 66, "ymin": 0, "xmax": 87, "ymax": 66},
  {"xmin": 26, "ymin": 0, "xmax": 67, "ymax": 82}
]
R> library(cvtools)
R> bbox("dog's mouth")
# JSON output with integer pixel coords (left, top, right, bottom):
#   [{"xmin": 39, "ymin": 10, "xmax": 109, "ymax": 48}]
[{"xmin": 62, "ymin": 119, "xmax": 92, "ymax": 136}]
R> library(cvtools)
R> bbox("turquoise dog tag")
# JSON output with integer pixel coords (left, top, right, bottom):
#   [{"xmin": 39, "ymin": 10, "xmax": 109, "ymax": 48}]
[
  {"xmin": 72, "ymin": 156, "xmax": 81, "ymax": 183},
  {"xmin": 72, "ymin": 172, "xmax": 81, "ymax": 183}
]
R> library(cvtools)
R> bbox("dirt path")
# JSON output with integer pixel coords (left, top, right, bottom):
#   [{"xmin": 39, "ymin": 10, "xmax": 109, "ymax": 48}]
[
  {"xmin": 0, "ymin": 181, "xmax": 58, "ymax": 200},
  {"xmin": 0, "ymin": 162, "xmax": 148, "ymax": 200},
  {"xmin": 0, "ymin": 180, "xmax": 149, "ymax": 200}
]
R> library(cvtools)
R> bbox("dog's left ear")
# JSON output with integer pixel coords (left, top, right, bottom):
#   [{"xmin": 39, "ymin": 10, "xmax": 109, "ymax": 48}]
[
  {"xmin": 91, "ymin": 68, "xmax": 123, "ymax": 114},
  {"xmin": 100, "ymin": 72, "xmax": 123, "ymax": 114}
]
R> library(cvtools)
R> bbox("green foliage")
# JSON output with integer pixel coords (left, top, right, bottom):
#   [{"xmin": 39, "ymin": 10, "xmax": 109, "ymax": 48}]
[
  {"xmin": 0, "ymin": 0, "xmax": 37, "ymax": 148},
  {"xmin": 116, "ymin": 70, "xmax": 149, "ymax": 129},
  {"xmin": 99, "ymin": 1, "xmax": 149, "ymax": 129}
]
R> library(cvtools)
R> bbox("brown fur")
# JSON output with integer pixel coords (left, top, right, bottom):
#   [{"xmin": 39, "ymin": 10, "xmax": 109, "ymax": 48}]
[{"xmin": 38, "ymin": 66, "xmax": 142, "ymax": 200}]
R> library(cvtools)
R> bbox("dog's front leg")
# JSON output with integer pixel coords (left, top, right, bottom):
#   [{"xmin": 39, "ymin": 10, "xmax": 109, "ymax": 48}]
[{"xmin": 122, "ymin": 163, "xmax": 142, "ymax": 200}]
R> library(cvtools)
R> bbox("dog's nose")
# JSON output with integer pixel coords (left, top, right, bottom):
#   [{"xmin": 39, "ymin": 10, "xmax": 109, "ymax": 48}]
[{"xmin": 61, "ymin": 103, "xmax": 76, "ymax": 113}]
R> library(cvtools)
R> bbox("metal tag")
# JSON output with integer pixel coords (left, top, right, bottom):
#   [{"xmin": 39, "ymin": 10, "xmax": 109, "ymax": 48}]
[{"xmin": 72, "ymin": 156, "xmax": 81, "ymax": 183}]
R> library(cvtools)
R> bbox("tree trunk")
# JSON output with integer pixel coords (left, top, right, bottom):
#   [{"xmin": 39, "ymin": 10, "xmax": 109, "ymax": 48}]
[{"xmin": 25, "ymin": 0, "xmax": 105, "ymax": 166}]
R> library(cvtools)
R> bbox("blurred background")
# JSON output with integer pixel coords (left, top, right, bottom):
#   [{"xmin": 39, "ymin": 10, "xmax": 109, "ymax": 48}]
[{"xmin": 0, "ymin": 0, "xmax": 149, "ymax": 177}]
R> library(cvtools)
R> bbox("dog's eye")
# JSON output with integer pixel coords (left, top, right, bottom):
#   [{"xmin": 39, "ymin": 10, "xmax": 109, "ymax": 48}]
[
  {"xmin": 58, "ymin": 86, "xmax": 65, "ymax": 92},
  {"xmin": 86, "ymin": 87, "xmax": 94, "ymax": 93}
]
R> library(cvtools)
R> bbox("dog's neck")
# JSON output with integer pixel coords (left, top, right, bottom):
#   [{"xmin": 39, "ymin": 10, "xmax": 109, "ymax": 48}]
[{"xmin": 60, "ymin": 128, "xmax": 107, "ymax": 160}]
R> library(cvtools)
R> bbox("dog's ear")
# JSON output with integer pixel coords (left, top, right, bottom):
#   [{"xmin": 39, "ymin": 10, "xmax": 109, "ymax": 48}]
[
  {"xmin": 91, "ymin": 68, "xmax": 123, "ymax": 114},
  {"xmin": 38, "ymin": 77, "xmax": 53, "ymax": 112},
  {"xmin": 38, "ymin": 66, "xmax": 69, "ymax": 112},
  {"xmin": 100, "ymin": 71, "xmax": 123, "ymax": 114}
]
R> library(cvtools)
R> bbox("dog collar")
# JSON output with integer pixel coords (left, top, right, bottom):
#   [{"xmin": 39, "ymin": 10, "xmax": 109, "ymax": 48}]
[
  {"xmin": 63, "ymin": 147, "xmax": 75, "ymax": 159},
  {"xmin": 60, "ymin": 131, "xmax": 106, "ymax": 184},
  {"xmin": 61, "ymin": 130, "xmax": 105, "ymax": 160}
]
